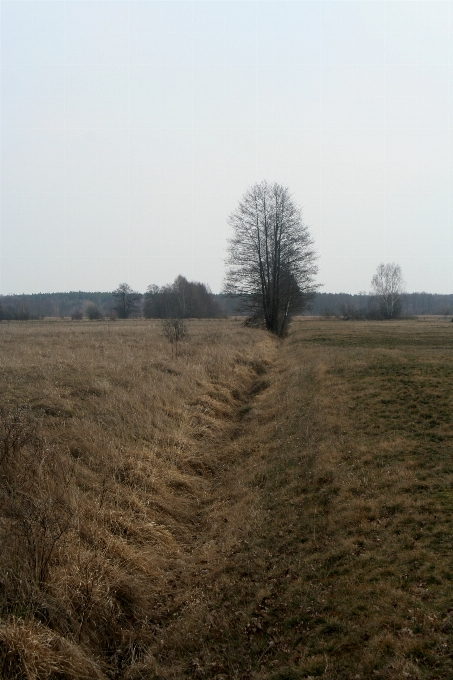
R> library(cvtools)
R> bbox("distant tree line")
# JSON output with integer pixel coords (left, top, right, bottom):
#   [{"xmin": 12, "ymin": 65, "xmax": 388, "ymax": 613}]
[
  {"xmin": 309, "ymin": 292, "xmax": 453, "ymax": 319},
  {"xmin": 2, "ymin": 290, "xmax": 452, "ymax": 321},
  {"xmin": 0, "ymin": 292, "xmax": 114, "ymax": 321},
  {"xmin": 0, "ymin": 276, "xmax": 224, "ymax": 321},
  {"xmin": 1, "ymin": 279, "xmax": 451, "ymax": 322}
]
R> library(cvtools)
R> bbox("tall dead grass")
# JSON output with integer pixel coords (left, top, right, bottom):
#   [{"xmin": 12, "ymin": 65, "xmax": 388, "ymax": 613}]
[{"xmin": 0, "ymin": 319, "xmax": 276, "ymax": 679}]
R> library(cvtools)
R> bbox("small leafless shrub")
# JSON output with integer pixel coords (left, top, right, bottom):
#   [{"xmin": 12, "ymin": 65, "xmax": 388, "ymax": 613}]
[
  {"xmin": 0, "ymin": 408, "xmax": 74, "ymax": 598},
  {"xmin": 86, "ymin": 304, "xmax": 103, "ymax": 321},
  {"xmin": 161, "ymin": 318, "xmax": 188, "ymax": 356},
  {"xmin": 71, "ymin": 309, "xmax": 83, "ymax": 321}
]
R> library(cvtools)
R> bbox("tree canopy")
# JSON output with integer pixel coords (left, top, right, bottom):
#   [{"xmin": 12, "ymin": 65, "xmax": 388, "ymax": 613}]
[{"xmin": 224, "ymin": 181, "xmax": 318, "ymax": 336}]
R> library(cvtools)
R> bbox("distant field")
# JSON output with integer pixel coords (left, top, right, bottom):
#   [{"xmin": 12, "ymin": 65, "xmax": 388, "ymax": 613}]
[{"xmin": 0, "ymin": 318, "xmax": 452, "ymax": 679}]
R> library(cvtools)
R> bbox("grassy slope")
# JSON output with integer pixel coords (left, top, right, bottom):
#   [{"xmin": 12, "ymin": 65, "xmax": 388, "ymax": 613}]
[
  {"xmin": 1, "ymin": 318, "xmax": 453, "ymax": 679},
  {"xmin": 0, "ymin": 319, "xmax": 276, "ymax": 678},
  {"xmin": 156, "ymin": 318, "xmax": 453, "ymax": 679}
]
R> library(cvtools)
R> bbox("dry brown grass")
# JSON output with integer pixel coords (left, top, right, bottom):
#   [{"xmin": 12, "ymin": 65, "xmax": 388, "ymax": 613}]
[
  {"xmin": 2, "ymin": 317, "xmax": 453, "ymax": 679},
  {"xmin": 0, "ymin": 319, "xmax": 276, "ymax": 678}
]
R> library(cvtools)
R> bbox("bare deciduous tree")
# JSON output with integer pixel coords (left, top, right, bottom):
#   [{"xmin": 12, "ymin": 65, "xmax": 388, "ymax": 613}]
[
  {"xmin": 112, "ymin": 283, "xmax": 141, "ymax": 319},
  {"xmin": 370, "ymin": 263, "xmax": 405, "ymax": 319},
  {"xmin": 224, "ymin": 181, "xmax": 318, "ymax": 336}
]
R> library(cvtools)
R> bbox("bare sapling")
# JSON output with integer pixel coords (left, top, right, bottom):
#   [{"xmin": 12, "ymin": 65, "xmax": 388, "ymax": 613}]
[{"xmin": 161, "ymin": 318, "xmax": 188, "ymax": 356}]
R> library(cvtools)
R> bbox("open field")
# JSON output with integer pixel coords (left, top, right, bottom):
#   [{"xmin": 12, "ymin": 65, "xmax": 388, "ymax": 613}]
[{"xmin": 0, "ymin": 318, "xmax": 453, "ymax": 679}]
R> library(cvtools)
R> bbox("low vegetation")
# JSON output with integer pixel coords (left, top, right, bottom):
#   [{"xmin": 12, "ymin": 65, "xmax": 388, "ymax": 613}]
[
  {"xmin": 0, "ymin": 319, "xmax": 275, "ymax": 678},
  {"xmin": 0, "ymin": 317, "xmax": 452, "ymax": 678}
]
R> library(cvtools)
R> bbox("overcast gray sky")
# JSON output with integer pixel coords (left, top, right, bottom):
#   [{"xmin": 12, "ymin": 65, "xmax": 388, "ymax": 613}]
[{"xmin": 1, "ymin": 0, "xmax": 452, "ymax": 295}]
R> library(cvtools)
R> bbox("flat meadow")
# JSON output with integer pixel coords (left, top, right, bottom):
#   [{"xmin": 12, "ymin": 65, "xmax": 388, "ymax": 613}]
[{"xmin": 0, "ymin": 317, "xmax": 452, "ymax": 679}]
